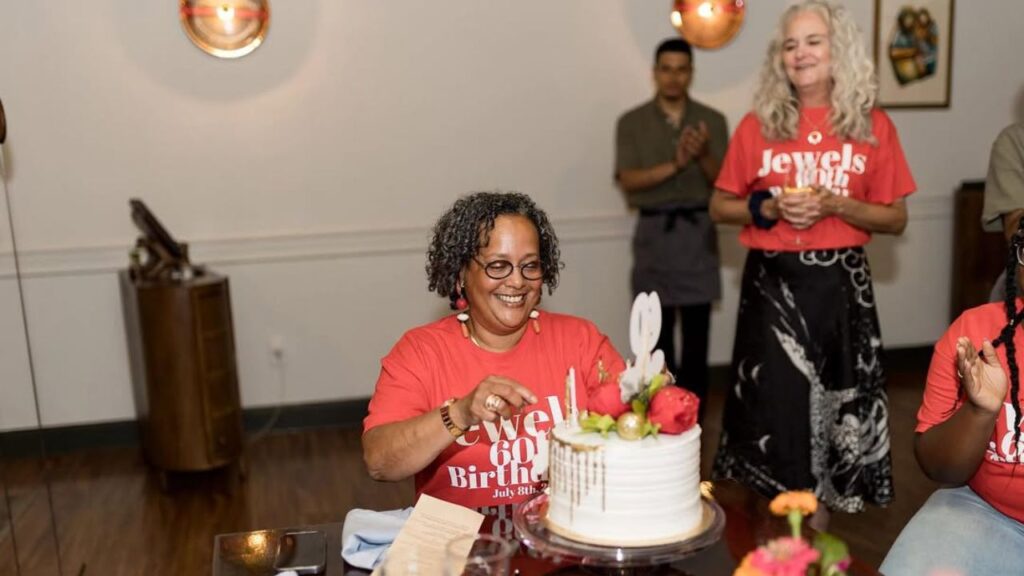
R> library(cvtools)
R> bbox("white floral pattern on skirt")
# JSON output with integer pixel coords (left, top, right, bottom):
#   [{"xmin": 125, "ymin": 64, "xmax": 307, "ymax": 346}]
[{"xmin": 712, "ymin": 248, "xmax": 894, "ymax": 513}]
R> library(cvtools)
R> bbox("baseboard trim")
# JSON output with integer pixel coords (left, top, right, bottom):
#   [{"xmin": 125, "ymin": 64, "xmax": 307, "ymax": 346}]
[
  {"xmin": 0, "ymin": 397, "xmax": 370, "ymax": 459},
  {"xmin": 0, "ymin": 345, "xmax": 932, "ymax": 458}
]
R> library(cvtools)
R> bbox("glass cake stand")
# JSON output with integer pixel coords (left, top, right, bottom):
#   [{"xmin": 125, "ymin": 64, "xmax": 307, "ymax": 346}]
[{"xmin": 513, "ymin": 492, "xmax": 725, "ymax": 573}]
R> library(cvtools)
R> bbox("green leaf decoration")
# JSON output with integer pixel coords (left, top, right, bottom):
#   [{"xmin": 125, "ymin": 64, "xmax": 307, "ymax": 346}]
[
  {"xmin": 579, "ymin": 413, "xmax": 617, "ymax": 437},
  {"xmin": 631, "ymin": 399, "xmax": 646, "ymax": 417},
  {"xmin": 646, "ymin": 373, "xmax": 667, "ymax": 398},
  {"xmin": 813, "ymin": 531, "xmax": 851, "ymax": 576},
  {"xmin": 642, "ymin": 420, "xmax": 660, "ymax": 438}
]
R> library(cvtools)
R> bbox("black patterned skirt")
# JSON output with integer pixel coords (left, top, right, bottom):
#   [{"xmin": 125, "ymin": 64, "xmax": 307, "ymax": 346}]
[{"xmin": 712, "ymin": 248, "xmax": 894, "ymax": 513}]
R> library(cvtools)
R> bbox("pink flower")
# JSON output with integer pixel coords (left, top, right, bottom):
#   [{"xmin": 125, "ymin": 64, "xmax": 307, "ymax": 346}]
[
  {"xmin": 588, "ymin": 382, "xmax": 630, "ymax": 418},
  {"xmin": 647, "ymin": 386, "xmax": 699, "ymax": 434},
  {"xmin": 748, "ymin": 537, "xmax": 821, "ymax": 576}
]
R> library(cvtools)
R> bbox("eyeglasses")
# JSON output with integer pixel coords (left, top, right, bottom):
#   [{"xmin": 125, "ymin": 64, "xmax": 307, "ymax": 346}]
[{"xmin": 473, "ymin": 258, "xmax": 544, "ymax": 281}]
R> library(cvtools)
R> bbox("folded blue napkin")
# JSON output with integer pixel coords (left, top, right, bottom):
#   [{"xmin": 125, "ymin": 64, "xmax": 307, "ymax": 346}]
[{"xmin": 340, "ymin": 507, "xmax": 414, "ymax": 569}]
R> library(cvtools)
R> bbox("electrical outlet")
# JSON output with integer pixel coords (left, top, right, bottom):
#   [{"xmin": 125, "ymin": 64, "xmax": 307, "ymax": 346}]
[{"xmin": 269, "ymin": 335, "xmax": 286, "ymax": 359}]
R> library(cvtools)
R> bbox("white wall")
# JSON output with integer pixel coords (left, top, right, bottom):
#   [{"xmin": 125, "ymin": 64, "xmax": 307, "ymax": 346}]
[{"xmin": 0, "ymin": 1, "xmax": 1021, "ymax": 430}]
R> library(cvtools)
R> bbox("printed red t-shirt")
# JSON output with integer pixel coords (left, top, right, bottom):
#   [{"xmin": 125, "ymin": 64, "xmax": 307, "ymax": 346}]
[
  {"xmin": 917, "ymin": 302, "xmax": 1024, "ymax": 523},
  {"xmin": 715, "ymin": 108, "xmax": 916, "ymax": 251},
  {"xmin": 364, "ymin": 312, "xmax": 626, "ymax": 509}
]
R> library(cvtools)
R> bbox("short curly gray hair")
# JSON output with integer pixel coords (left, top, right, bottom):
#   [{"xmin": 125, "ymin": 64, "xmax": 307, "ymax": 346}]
[{"xmin": 426, "ymin": 191, "xmax": 561, "ymax": 309}]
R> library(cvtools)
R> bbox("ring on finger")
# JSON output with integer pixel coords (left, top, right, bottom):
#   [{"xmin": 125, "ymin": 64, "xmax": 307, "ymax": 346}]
[{"xmin": 484, "ymin": 394, "xmax": 505, "ymax": 412}]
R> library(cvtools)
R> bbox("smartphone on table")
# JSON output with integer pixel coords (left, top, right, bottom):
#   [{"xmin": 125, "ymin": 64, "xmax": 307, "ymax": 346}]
[{"xmin": 273, "ymin": 530, "xmax": 327, "ymax": 575}]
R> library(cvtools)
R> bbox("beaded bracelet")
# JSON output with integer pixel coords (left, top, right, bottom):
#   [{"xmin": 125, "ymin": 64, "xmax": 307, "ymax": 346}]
[{"xmin": 440, "ymin": 398, "xmax": 466, "ymax": 438}]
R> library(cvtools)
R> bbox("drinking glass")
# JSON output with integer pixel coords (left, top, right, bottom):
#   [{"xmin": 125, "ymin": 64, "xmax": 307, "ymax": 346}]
[
  {"xmin": 443, "ymin": 534, "xmax": 515, "ymax": 576},
  {"xmin": 781, "ymin": 165, "xmax": 818, "ymax": 247}
]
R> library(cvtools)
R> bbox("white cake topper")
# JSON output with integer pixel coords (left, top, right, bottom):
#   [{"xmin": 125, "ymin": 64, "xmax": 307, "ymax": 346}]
[{"xmin": 620, "ymin": 292, "xmax": 665, "ymax": 402}]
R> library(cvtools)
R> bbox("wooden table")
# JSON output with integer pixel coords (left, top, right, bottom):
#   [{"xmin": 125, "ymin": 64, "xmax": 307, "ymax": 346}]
[{"xmin": 213, "ymin": 482, "xmax": 880, "ymax": 575}]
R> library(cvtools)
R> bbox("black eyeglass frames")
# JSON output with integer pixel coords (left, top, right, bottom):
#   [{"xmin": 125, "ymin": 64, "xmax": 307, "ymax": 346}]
[{"xmin": 472, "ymin": 258, "xmax": 544, "ymax": 281}]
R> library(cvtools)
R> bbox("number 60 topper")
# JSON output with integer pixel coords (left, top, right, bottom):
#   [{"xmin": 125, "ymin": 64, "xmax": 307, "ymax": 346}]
[{"xmin": 620, "ymin": 292, "xmax": 666, "ymax": 403}]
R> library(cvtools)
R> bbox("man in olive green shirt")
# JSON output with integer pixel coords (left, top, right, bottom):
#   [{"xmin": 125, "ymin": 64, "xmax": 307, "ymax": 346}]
[
  {"xmin": 983, "ymin": 122, "xmax": 1024, "ymax": 238},
  {"xmin": 982, "ymin": 122, "xmax": 1024, "ymax": 302},
  {"xmin": 615, "ymin": 38, "xmax": 728, "ymax": 414}
]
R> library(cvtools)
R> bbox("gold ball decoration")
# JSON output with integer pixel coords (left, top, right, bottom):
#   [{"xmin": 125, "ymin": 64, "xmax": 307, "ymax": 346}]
[
  {"xmin": 616, "ymin": 412, "xmax": 645, "ymax": 441},
  {"xmin": 670, "ymin": 0, "xmax": 746, "ymax": 50},
  {"xmin": 180, "ymin": 0, "xmax": 270, "ymax": 59}
]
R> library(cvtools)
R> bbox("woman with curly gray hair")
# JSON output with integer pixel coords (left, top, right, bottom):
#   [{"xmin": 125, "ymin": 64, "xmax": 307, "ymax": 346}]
[
  {"xmin": 362, "ymin": 191, "xmax": 624, "ymax": 508},
  {"xmin": 708, "ymin": 0, "xmax": 916, "ymax": 525}
]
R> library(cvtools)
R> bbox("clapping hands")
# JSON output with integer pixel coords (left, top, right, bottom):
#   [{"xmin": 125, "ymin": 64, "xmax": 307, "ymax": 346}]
[
  {"xmin": 956, "ymin": 337, "xmax": 1007, "ymax": 416},
  {"xmin": 673, "ymin": 121, "xmax": 710, "ymax": 170}
]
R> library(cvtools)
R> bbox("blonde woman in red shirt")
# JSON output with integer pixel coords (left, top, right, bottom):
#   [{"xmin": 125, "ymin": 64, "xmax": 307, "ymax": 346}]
[{"xmin": 709, "ymin": 0, "xmax": 914, "ymax": 526}]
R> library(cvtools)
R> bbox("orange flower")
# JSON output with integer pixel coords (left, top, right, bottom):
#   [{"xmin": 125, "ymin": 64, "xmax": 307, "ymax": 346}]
[
  {"xmin": 733, "ymin": 553, "xmax": 767, "ymax": 576},
  {"xmin": 769, "ymin": 491, "xmax": 818, "ymax": 517}
]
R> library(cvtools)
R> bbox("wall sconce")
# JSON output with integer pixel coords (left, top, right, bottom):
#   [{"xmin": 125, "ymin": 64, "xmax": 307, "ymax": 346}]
[
  {"xmin": 670, "ymin": 0, "xmax": 746, "ymax": 50},
  {"xmin": 179, "ymin": 0, "xmax": 270, "ymax": 59}
]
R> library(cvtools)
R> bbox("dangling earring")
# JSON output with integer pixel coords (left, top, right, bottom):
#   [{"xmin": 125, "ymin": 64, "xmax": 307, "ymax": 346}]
[
  {"xmin": 530, "ymin": 309, "xmax": 540, "ymax": 334},
  {"xmin": 457, "ymin": 281, "xmax": 470, "ymax": 338}
]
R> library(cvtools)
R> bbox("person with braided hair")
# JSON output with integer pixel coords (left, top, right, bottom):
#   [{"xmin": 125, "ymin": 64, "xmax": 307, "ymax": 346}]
[{"xmin": 880, "ymin": 220, "xmax": 1024, "ymax": 574}]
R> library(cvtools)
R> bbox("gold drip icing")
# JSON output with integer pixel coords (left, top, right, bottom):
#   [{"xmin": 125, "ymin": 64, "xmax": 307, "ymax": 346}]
[{"xmin": 549, "ymin": 430, "xmax": 606, "ymax": 526}]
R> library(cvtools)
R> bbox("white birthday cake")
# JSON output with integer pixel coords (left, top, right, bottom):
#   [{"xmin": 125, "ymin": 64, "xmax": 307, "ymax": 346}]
[{"xmin": 543, "ymin": 292, "xmax": 705, "ymax": 546}]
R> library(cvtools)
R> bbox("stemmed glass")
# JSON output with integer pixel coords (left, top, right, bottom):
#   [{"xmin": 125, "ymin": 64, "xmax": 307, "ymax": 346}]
[{"xmin": 443, "ymin": 534, "xmax": 515, "ymax": 576}]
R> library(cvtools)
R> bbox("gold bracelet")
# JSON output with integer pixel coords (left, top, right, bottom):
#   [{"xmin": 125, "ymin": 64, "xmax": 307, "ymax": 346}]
[{"xmin": 440, "ymin": 398, "xmax": 465, "ymax": 438}]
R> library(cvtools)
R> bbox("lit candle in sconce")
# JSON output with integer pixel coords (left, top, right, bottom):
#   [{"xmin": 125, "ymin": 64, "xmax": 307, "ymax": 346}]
[
  {"xmin": 179, "ymin": 0, "xmax": 270, "ymax": 59},
  {"xmin": 217, "ymin": 4, "xmax": 236, "ymax": 34},
  {"xmin": 217, "ymin": 4, "xmax": 236, "ymax": 21},
  {"xmin": 670, "ymin": 0, "xmax": 746, "ymax": 50}
]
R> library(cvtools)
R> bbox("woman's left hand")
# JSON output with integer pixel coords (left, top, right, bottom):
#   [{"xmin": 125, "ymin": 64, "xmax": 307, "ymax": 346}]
[
  {"xmin": 956, "ymin": 337, "xmax": 1008, "ymax": 416},
  {"xmin": 793, "ymin": 186, "xmax": 838, "ymax": 229}
]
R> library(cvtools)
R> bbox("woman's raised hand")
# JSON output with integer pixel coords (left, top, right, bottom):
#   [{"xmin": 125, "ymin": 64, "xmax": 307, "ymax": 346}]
[
  {"xmin": 956, "ymin": 337, "xmax": 1007, "ymax": 416},
  {"xmin": 454, "ymin": 375, "xmax": 538, "ymax": 428}
]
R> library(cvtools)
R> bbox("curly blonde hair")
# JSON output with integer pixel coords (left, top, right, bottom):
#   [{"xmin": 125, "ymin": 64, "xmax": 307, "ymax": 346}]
[{"xmin": 754, "ymin": 0, "xmax": 877, "ymax": 143}]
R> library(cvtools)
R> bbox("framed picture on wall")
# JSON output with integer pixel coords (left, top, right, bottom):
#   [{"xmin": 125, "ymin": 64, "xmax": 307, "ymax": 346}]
[{"xmin": 873, "ymin": 0, "xmax": 954, "ymax": 108}]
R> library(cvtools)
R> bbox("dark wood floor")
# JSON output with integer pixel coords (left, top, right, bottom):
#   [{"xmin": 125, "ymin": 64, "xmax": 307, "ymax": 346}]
[{"xmin": 0, "ymin": 351, "xmax": 935, "ymax": 575}]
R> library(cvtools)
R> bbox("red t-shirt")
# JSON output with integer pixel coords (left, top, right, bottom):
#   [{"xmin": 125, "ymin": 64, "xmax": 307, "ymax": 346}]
[
  {"xmin": 364, "ymin": 312, "xmax": 626, "ymax": 508},
  {"xmin": 917, "ymin": 302, "xmax": 1024, "ymax": 523},
  {"xmin": 715, "ymin": 108, "xmax": 916, "ymax": 251}
]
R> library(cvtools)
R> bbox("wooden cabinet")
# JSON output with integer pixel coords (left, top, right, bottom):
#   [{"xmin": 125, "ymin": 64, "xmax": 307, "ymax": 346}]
[
  {"xmin": 950, "ymin": 180, "xmax": 1008, "ymax": 321},
  {"xmin": 120, "ymin": 271, "xmax": 244, "ymax": 473}
]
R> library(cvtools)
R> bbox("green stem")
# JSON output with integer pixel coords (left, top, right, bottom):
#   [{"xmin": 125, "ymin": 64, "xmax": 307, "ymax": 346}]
[{"xmin": 787, "ymin": 509, "xmax": 802, "ymax": 539}]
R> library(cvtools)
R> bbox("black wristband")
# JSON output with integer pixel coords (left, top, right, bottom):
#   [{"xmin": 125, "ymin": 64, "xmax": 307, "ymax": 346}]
[{"xmin": 748, "ymin": 190, "xmax": 778, "ymax": 230}]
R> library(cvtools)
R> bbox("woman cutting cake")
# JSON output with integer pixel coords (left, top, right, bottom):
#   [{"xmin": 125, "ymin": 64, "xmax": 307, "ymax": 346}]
[{"xmin": 362, "ymin": 191, "xmax": 625, "ymax": 508}]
